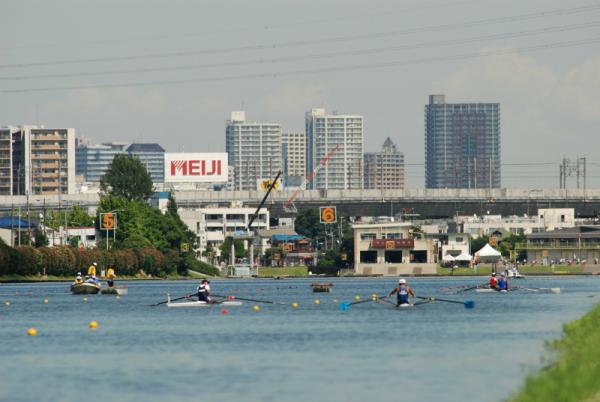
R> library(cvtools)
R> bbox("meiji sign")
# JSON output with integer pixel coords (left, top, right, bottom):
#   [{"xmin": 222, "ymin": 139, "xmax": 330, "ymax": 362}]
[{"xmin": 164, "ymin": 153, "xmax": 228, "ymax": 183}]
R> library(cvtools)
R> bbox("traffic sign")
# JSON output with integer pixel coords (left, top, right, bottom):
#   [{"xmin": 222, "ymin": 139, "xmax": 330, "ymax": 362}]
[
  {"xmin": 100, "ymin": 212, "xmax": 117, "ymax": 230},
  {"xmin": 320, "ymin": 206, "xmax": 337, "ymax": 224}
]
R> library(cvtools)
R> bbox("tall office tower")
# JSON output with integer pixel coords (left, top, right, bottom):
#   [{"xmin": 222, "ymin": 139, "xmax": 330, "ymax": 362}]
[
  {"xmin": 76, "ymin": 142, "xmax": 129, "ymax": 183},
  {"xmin": 364, "ymin": 137, "xmax": 405, "ymax": 190},
  {"xmin": 425, "ymin": 95, "xmax": 501, "ymax": 189},
  {"xmin": 126, "ymin": 143, "xmax": 165, "ymax": 184},
  {"xmin": 225, "ymin": 111, "xmax": 282, "ymax": 191},
  {"xmin": 305, "ymin": 108, "xmax": 364, "ymax": 189},
  {"xmin": 281, "ymin": 132, "xmax": 307, "ymax": 187}
]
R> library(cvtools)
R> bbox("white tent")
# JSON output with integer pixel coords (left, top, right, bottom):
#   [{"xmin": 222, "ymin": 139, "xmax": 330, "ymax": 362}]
[
  {"xmin": 455, "ymin": 252, "xmax": 472, "ymax": 262},
  {"xmin": 442, "ymin": 254, "xmax": 456, "ymax": 262},
  {"xmin": 475, "ymin": 244, "xmax": 502, "ymax": 262}
]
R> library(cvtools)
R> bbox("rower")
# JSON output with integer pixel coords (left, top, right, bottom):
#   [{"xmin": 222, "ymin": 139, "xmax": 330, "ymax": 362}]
[
  {"xmin": 197, "ymin": 279, "xmax": 211, "ymax": 303},
  {"xmin": 74, "ymin": 272, "xmax": 83, "ymax": 284},
  {"xmin": 489, "ymin": 272, "xmax": 499, "ymax": 289},
  {"xmin": 498, "ymin": 272, "xmax": 509, "ymax": 291},
  {"xmin": 388, "ymin": 278, "xmax": 415, "ymax": 307}
]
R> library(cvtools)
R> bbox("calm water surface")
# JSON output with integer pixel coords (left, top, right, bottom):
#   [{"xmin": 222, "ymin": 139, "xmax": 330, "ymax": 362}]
[{"xmin": 1, "ymin": 276, "xmax": 598, "ymax": 402}]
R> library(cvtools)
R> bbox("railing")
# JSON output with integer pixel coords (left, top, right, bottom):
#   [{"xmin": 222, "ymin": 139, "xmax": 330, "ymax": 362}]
[{"xmin": 516, "ymin": 242, "xmax": 600, "ymax": 250}]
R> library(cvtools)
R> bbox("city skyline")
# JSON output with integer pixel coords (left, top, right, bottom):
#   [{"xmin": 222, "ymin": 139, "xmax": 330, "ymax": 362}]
[{"xmin": 2, "ymin": 1, "xmax": 600, "ymax": 188}]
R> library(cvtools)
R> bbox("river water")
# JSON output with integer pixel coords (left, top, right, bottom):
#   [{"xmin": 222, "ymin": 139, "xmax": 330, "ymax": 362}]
[{"xmin": 0, "ymin": 276, "xmax": 598, "ymax": 402}]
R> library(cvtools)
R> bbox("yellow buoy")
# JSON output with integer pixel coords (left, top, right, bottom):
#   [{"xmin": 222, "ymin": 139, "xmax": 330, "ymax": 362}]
[
  {"xmin": 354, "ymin": 295, "xmax": 361, "ymax": 301},
  {"xmin": 27, "ymin": 328, "xmax": 38, "ymax": 337},
  {"xmin": 314, "ymin": 299, "xmax": 321, "ymax": 305},
  {"xmin": 4, "ymin": 300, "xmax": 11, "ymax": 306},
  {"xmin": 116, "ymin": 295, "xmax": 121, "ymax": 300},
  {"xmin": 291, "ymin": 302, "xmax": 299, "ymax": 308},
  {"xmin": 371, "ymin": 293, "xmax": 378, "ymax": 299},
  {"xmin": 43, "ymin": 299, "xmax": 49, "ymax": 304},
  {"xmin": 253, "ymin": 305, "xmax": 260, "ymax": 312},
  {"xmin": 89, "ymin": 321, "xmax": 98, "ymax": 329},
  {"xmin": 83, "ymin": 297, "xmax": 88, "ymax": 303}
]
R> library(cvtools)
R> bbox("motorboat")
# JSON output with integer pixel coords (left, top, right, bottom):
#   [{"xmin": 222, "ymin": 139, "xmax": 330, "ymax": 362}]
[
  {"xmin": 71, "ymin": 282, "xmax": 101, "ymax": 295},
  {"xmin": 100, "ymin": 286, "xmax": 128, "ymax": 295}
]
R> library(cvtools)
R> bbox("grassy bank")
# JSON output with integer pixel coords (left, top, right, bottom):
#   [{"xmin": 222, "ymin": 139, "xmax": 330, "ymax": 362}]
[
  {"xmin": 257, "ymin": 266, "xmax": 308, "ymax": 277},
  {"xmin": 436, "ymin": 265, "xmax": 585, "ymax": 276},
  {"xmin": 511, "ymin": 302, "xmax": 600, "ymax": 402}
]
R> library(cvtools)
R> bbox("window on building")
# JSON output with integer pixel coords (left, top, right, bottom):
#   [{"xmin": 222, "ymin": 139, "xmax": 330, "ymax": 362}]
[
  {"xmin": 561, "ymin": 215, "xmax": 565, "ymax": 223},
  {"xmin": 455, "ymin": 237, "xmax": 463, "ymax": 243},
  {"xmin": 384, "ymin": 251, "xmax": 402, "ymax": 263},
  {"xmin": 385, "ymin": 233, "xmax": 402, "ymax": 239},
  {"xmin": 360, "ymin": 251, "xmax": 377, "ymax": 263},
  {"xmin": 360, "ymin": 233, "xmax": 376, "ymax": 241}
]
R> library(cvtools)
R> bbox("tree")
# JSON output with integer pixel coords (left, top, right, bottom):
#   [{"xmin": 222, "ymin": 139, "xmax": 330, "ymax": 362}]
[
  {"xmin": 219, "ymin": 237, "xmax": 246, "ymax": 263},
  {"xmin": 100, "ymin": 154, "xmax": 154, "ymax": 201},
  {"xmin": 33, "ymin": 229, "xmax": 49, "ymax": 247},
  {"xmin": 45, "ymin": 205, "xmax": 93, "ymax": 230},
  {"xmin": 295, "ymin": 209, "xmax": 327, "ymax": 240},
  {"xmin": 470, "ymin": 235, "xmax": 489, "ymax": 255}
]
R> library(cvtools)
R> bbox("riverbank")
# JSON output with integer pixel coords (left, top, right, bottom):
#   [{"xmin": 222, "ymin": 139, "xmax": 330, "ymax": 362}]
[
  {"xmin": 0, "ymin": 273, "xmax": 205, "ymax": 283},
  {"xmin": 511, "ymin": 301, "xmax": 600, "ymax": 402}
]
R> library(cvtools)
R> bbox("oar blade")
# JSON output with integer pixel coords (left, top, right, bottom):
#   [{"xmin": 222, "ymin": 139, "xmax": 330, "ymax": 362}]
[
  {"xmin": 339, "ymin": 302, "xmax": 349, "ymax": 311},
  {"xmin": 550, "ymin": 287, "xmax": 561, "ymax": 294},
  {"xmin": 464, "ymin": 300, "xmax": 476, "ymax": 309}
]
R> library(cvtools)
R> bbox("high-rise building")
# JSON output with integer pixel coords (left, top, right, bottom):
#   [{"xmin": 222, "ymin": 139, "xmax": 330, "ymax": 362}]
[
  {"xmin": 26, "ymin": 127, "xmax": 76, "ymax": 195},
  {"xmin": 225, "ymin": 111, "xmax": 282, "ymax": 191},
  {"xmin": 305, "ymin": 108, "xmax": 363, "ymax": 190},
  {"xmin": 0, "ymin": 127, "xmax": 18, "ymax": 195},
  {"xmin": 76, "ymin": 142, "xmax": 129, "ymax": 183},
  {"xmin": 281, "ymin": 132, "xmax": 306, "ymax": 187},
  {"xmin": 126, "ymin": 143, "xmax": 165, "ymax": 184},
  {"xmin": 425, "ymin": 94, "xmax": 501, "ymax": 189},
  {"xmin": 364, "ymin": 137, "xmax": 405, "ymax": 190}
]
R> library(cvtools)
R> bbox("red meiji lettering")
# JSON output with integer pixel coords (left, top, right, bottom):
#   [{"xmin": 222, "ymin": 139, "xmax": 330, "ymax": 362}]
[{"xmin": 189, "ymin": 160, "xmax": 200, "ymax": 175}]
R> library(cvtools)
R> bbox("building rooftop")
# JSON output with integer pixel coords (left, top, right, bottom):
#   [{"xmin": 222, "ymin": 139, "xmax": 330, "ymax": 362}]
[{"xmin": 126, "ymin": 143, "xmax": 165, "ymax": 153}]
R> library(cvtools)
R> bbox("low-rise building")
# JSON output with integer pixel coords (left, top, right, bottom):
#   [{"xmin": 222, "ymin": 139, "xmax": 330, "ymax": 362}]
[
  {"xmin": 441, "ymin": 233, "xmax": 470, "ymax": 259},
  {"xmin": 458, "ymin": 208, "xmax": 575, "ymax": 238},
  {"xmin": 178, "ymin": 204, "xmax": 269, "ymax": 257},
  {"xmin": 352, "ymin": 222, "xmax": 439, "ymax": 276},
  {"xmin": 522, "ymin": 225, "xmax": 600, "ymax": 265}
]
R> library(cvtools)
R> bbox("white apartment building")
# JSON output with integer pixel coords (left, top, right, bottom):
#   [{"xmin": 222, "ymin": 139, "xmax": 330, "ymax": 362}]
[
  {"xmin": 178, "ymin": 204, "xmax": 269, "ymax": 256},
  {"xmin": 305, "ymin": 108, "xmax": 364, "ymax": 190},
  {"xmin": 281, "ymin": 132, "xmax": 306, "ymax": 187},
  {"xmin": 458, "ymin": 208, "xmax": 576, "ymax": 238},
  {"xmin": 225, "ymin": 111, "xmax": 282, "ymax": 191}
]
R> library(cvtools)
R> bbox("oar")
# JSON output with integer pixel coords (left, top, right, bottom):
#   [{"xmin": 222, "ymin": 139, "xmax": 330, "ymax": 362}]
[
  {"xmin": 211, "ymin": 294, "xmax": 281, "ymax": 304},
  {"xmin": 416, "ymin": 296, "xmax": 475, "ymax": 309},
  {"xmin": 149, "ymin": 294, "xmax": 191, "ymax": 306},
  {"xmin": 457, "ymin": 283, "xmax": 489, "ymax": 293},
  {"xmin": 339, "ymin": 295, "xmax": 383, "ymax": 311}
]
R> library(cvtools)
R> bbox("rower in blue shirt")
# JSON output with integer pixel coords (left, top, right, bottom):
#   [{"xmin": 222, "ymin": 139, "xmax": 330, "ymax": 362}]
[
  {"xmin": 388, "ymin": 278, "xmax": 415, "ymax": 306},
  {"xmin": 498, "ymin": 272, "xmax": 509, "ymax": 291}
]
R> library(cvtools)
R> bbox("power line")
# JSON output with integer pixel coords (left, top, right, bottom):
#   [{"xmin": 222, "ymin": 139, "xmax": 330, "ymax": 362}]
[
  {"xmin": 2, "ymin": 21, "xmax": 597, "ymax": 81},
  {"xmin": 1, "ymin": 4, "xmax": 598, "ymax": 70},
  {"xmin": 2, "ymin": 36, "xmax": 599, "ymax": 93}
]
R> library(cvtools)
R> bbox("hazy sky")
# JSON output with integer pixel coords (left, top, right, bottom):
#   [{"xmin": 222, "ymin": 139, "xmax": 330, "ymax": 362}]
[{"xmin": 2, "ymin": 0, "xmax": 600, "ymax": 188}]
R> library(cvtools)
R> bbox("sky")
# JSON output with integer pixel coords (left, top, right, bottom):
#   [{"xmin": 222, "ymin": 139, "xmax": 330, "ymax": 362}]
[{"xmin": 1, "ymin": 0, "xmax": 600, "ymax": 188}]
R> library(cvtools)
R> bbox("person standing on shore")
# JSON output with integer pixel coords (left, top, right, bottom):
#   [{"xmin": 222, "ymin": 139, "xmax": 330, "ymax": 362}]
[
  {"xmin": 106, "ymin": 266, "xmax": 116, "ymax": 288},
  {"xmin": 196, "ymin": 279, "xmax": 211, "ymax": 303},
  {"xmin": 87, "ymin": 262, "xmax": 97, "ymax": 277},
  {"xmin": 388, "ymin": 278, "xmax": 415, "ymax": 306}
]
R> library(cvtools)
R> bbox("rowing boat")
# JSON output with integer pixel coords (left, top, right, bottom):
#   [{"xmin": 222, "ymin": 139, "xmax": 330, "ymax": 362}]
[
  {"xmin": 71, "ymin": 282, "xmax": 101, "ymax": 294},
  {"xmin": 475, "ymin": 288, "xmax": 509, "ymax": 293},
  {"xmin": 166, "ymin": 295, "xmax": 243, "ymax": 308}
]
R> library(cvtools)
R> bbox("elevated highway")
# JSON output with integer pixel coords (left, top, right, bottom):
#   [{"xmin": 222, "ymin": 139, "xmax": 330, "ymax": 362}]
[{"xmin": 2, "ymin": 188, "xmax": 597, "ymax": 219}]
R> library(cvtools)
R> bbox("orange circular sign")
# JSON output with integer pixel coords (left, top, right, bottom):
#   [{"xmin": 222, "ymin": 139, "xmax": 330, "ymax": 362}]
[{"xmin": 101, "ymin": 213, "xmax": 115, "ymax": 230}]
